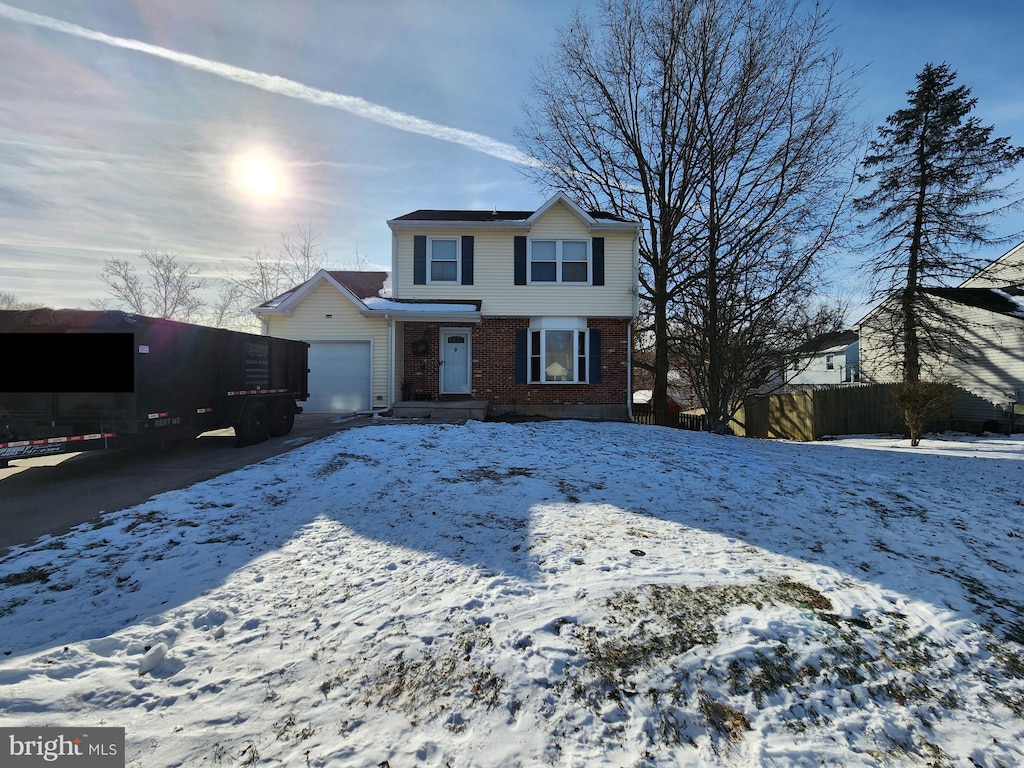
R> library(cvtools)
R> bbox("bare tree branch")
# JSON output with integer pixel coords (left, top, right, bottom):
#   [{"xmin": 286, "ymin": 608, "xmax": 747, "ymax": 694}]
[
  {"xmin": 97, "ymin": 251, "xmax": 204, "ymax": 321},
  {"xmin": 518, "ymin": 0, "xmax": 858, "ymax": 430}
]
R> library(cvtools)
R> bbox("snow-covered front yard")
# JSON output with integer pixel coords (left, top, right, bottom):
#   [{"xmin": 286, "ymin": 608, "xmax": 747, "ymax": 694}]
[{"xmin": 1, "ymin": 420, "xmax": 1022, "ymax": 767}]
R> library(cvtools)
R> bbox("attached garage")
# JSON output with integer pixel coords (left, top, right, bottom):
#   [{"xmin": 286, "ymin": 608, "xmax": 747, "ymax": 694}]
[
  {"xmin": 305, "ymin": 340, "xmax": 372, "ymax": 413},
  {"xmin": 255, "ymin": 271, "xmax": 391, "ymax": 413}
]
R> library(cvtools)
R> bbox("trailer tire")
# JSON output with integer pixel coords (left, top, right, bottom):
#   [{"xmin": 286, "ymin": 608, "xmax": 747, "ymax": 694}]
[
  {"xmin": 268, "ymin": 397, "xmax": 295, "ymax": 437},
  {"xmin": 237, "ymin": 401, "xmax": 270, "ymax": 446}
]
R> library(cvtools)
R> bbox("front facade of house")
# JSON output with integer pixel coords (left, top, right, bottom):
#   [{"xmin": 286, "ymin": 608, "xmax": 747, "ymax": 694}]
[
  {"xmin": 257, "ymin": 193, "xmax": 640, "ymax": 419},
  {"xmin": 388, "ymin": 192, "xmax": 639, "ymax": 419}
]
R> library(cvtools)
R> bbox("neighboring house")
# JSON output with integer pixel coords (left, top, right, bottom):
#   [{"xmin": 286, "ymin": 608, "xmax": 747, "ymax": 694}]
[
  {"xmin": 784, "ymin": 330, "xmax": 860, "ymax": 389},
  {"xmin": 257, "ymin": 192, "xmax": 640, "ymax": 419},
  {"xmin": 855, "ymin": 240, "xmax": 1024, "ymax": 425}
]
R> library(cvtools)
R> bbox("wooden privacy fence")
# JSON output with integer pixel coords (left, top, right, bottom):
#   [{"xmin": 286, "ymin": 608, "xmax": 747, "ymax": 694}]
[
  {"xmin": 632, "ymin": 405, "xmax": 707, "ymax": 431},
  {"xmin": 634, "ymin": 384, "xmax": 984, "ymax": 440},
  {"xmin": 732, "ymin": 383, "xmax": 912, "ymax": 440}
]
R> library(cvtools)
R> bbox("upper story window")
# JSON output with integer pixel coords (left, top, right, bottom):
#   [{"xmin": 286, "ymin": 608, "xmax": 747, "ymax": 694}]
[
  {"xmin": 825, "ymin": 354, "xmax": 834, "ymax": 370},
  {"xmin": 429, "ymin": 237, "xmax": 459, "ymax": 283},
  {"xmin": 528, "ymin": 239, "xmax": 590, "ymax": 284}
]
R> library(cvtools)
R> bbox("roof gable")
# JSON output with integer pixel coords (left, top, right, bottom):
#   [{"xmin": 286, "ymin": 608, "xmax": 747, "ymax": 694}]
[
  {"xmin": 527, "ymin": 191, "xmax": 596, "ymax": 226},
  {"xmin": 255, "ymin": 270, "xmax": 388, "ymax": 315},
  {"xmin": 792, "ymin": 329, "xmax": 858, "ymax": 356},
  {"xmin": 961, "ymin": 240, "xmax": 1024, "ymax": 289}
]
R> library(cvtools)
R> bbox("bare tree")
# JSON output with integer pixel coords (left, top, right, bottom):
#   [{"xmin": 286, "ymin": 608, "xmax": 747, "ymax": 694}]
[
  {"xmin": 0, "ymin": 293, "xmax": 53, "ymax": 310},
  {"xmin": 277, "ymin": 221, "xmax": 329, "ymax": 285},
  {"xmin": 518, "ymin": 0, "xmax": 857, "ymax": 431},
  {"xmin": 216, "ymin": 223, "xmax": 331, "ymax": 331},
  {"xmin": 0, "ymin": 292, "xmax": 39, "ymax": 310},
  {"xmin": 98, "ymin": 250, "xmax": 204, "ymax": 322}
]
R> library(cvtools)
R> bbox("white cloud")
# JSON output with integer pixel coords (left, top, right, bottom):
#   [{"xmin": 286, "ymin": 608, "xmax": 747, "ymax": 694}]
[{"xmin": 0, "ymin": 2, "xmax": 536, "ymax": 167}]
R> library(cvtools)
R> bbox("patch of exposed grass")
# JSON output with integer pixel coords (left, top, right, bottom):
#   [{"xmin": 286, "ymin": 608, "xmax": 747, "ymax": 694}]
[
  {"xmin": 554, "ymin": 576, "xmax": 1016, "ymax": 757},
  {"xmin": 0, "ymin": 598, "xmax": 28, "ymax": 618},
  {"xmin": 124, "ymin": 510, "xmax": 162, "ymax": 533},
  {"xmin": 313, "ymin": 452, "xmax": 380, "ymax": 478},
  {"xmin": 351, "ymin": 622, "xmax": 505, "ymax": 729},
  {"xmin": 698, "ymin": 691, "xmax": 750, "ymax": 742},
  {"xmin": 1, "ymin": 566, "xmax": 52, "ymax": 586},
  {"xmin": 440, "ymin": 466, "xmax": 533, "ymax": 483}
]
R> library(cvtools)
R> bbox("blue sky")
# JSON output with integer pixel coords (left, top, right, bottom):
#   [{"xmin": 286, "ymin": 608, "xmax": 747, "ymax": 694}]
[{"xmin": 1, "ymin": 0, "xmax": 1023, "ymax": 314}]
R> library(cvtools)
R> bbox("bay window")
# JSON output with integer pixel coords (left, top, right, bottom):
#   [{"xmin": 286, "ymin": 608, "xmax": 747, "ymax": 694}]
[{"xmin": 515, "ymin": 317, "xmax": 602, "ymax": 386}]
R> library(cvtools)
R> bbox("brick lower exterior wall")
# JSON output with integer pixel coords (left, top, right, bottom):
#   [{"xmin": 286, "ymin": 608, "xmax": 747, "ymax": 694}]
[{"xmin": 400, "ymin": 318, "xmax": 630, "ymax": 410}]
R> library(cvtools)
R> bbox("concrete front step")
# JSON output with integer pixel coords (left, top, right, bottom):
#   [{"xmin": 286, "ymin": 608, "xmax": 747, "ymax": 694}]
[{"xmin": 391, "ymin": 400, "xmax": 489, "ymax": 421}]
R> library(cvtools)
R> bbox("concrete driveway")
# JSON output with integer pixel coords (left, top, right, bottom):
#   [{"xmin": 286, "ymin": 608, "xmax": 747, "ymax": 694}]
[{"xmin": 0, "ymin": 413, "xmax": 368, "ymax": 554}]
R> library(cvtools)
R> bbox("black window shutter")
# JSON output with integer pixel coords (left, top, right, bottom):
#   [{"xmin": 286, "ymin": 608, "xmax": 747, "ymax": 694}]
[
  {"xmin": 514, "ymin": 328, "xmax": 528, "ymax": 384},
  {"xmin": 588, "ymin": 328, "xmax": 602, "ymax": 383},
  {"xmin": 514, "ymin": 236, "xmax": 527, "ymax": 285},
  {"xmin": 592, "ymin": 237, "xmax": 605, "ymax": 286},
  {"xmin": 461, "ymin": 235, "xmax": 474, "ymax": 285},
  {"xmin": 413, "ymin": 236, "xmax": 427, "ymax": 285}
]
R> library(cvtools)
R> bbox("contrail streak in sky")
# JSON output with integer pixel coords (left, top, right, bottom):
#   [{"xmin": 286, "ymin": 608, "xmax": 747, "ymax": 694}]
[{"xmin": 0, "ymin": 2, "xmax": 535, "ymax": 166}]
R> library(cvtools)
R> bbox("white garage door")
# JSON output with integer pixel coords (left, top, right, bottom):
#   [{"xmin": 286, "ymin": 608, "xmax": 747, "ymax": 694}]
[{"xmin": 306, "ymin": 341, "xmax": 372, "ymax": 413}]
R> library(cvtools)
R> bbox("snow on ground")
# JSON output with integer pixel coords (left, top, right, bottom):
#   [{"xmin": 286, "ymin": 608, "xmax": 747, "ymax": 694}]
[{"xmin": 1, "ymin": 421, "xmax": 1022, "ymax": 767}]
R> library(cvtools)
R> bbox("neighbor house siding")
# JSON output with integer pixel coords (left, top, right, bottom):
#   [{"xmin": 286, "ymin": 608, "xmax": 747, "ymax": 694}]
[
  {"xmin": 962, "ymin": 241, "xmax": 1024, "ymax": 288},
  {"xmin": 263, "ymin": 282, "xmax": 390, "ymax": 406},
  {"xmin": 393, "ymin": 201, "xmax": 635, "ymax": 317},
  {"xmin": 858, "ymin": 295, "xmax": 1024, "ymax": 412}
]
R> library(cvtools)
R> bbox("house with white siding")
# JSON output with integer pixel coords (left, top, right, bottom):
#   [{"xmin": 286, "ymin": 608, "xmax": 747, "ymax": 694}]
[
  {"xmin": 785, "ymin": 330, "xmax": 860, "ymax": 389},
  {"xmin": 855, "ymin": 241, "xmax": 1024, "ymax": 427},
  {"xmin": 255, "ymin": 192, "xmax": 640, "ymax": 420}
]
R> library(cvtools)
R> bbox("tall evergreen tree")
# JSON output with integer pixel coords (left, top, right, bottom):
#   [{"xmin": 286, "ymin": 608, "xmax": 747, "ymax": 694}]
[{"xmin": 855, "ymin": 62, "xmax": 1024, "ymax": 383}]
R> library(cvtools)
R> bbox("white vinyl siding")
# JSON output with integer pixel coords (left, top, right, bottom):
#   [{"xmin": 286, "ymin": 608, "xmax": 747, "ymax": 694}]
[
  {"xmin": 263, "ymin": 282, "xmax": 389, "ymax": 407},
  {"xmin": 859, "ymin": 296, "xmax": 1024, "ymax": 409},
  {"xmin": 392, "ymin": 200, "xmax": 635, "ymax": 317}
]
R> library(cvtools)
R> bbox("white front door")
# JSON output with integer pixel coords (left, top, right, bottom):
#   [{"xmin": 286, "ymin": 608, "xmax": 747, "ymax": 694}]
[{"xmin": 440, "ymin": 328, "xmax": 471, "ymax": 394}]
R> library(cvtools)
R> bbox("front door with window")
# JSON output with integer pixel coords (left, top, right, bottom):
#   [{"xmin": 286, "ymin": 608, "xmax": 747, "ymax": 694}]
[{"xmin": 440, "ymin": 328, "xmax": 471, "ymax": 394}]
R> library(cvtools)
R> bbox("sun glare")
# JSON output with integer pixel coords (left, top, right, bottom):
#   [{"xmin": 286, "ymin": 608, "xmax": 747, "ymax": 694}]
[{"xmin": 241, "ymin": 157, "xmax": 281, "ymax": 197}]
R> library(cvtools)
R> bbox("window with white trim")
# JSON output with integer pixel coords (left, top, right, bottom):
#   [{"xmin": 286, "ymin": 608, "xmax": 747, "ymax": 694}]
[
  {"xmin": 528, "ymin": 239, "xmax": 590, "ymax": 284},
  {"xmin": 529, "ymin": 328, "xmax": 588, "ymax": 383},
  {"xmin": 429, "ymin": 237, "xmax": 459, "ymax": 283}
]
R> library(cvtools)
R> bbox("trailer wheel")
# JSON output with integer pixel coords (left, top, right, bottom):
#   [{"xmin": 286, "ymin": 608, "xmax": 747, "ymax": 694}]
[
  {"xmin": 268, "ymin": 397, "xmax": 295, "ymax": 437},
  {"xmin": 237, "ymin": 401, "xmax": 270, "ymax": 446}
]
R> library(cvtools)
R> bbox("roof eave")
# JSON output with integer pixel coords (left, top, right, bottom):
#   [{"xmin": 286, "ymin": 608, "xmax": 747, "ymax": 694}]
[
  {"xmin": 588, "ymin": 221, "xmax": 642, "ymax": 233},
  {"xmin": 251, "ymin": 306, "xmax": 293, "ymax": 318},
  {"xmin": 387, "ymin": 219, "xmax": 531, "ymax": 233},
  {"xmin": 360, "ymin": 307, "xmax": 483, "ymax": 324}
]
